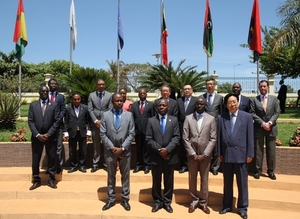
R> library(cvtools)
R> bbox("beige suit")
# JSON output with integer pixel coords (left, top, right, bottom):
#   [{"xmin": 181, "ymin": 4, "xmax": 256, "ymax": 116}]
[{"xmin": 182, "ymin": 112, "xmax": 216, "ymax": 207}]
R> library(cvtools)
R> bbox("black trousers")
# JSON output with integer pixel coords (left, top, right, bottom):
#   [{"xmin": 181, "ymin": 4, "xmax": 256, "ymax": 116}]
[{"xmin": 69, "ymin": 131, "xmax": 87, "ymax": 168}]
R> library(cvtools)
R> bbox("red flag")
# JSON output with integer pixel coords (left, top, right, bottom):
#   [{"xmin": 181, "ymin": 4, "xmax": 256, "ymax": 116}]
[
  {"xmin": 161, "ymin": 0, "xmax": 168, "ymax": 66},
  {"xmin": 248, "ymin": 0, "xmax": 262, "ymax": 62},
  {"xmin": 203, "ymin": 0, "xmax": 213, "ymax": 57}
]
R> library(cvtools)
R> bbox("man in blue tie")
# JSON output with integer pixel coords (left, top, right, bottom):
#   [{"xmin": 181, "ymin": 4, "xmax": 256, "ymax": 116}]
[
  {"xmin": 146, "ymin": 99, "xmax": 180, "ymax": 213},
  {"xmin": 218, "ymin": 93, "xmax": 254, "ymax": 219}
]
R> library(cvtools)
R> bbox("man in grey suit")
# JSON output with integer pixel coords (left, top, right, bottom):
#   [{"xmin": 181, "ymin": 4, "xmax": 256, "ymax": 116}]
[
  {"xmin": 154, "ymin": 85, "xmax": 178, "ymax": 117},
  {"xmin": 146, "ymin": 99, "xmax": 180, "ymax": 213},
  {"xmin": 63, "ymin": 93, "xmax": 91, "ymax": 173},
  {"xmin": 177, "ymin": 84, "xmax": 197, "ymax": 173},
  {"xmin": 88, "ymin": 79, "xmax": 113, "ymax": 172},
  {"xmin": 100, "ymin": 93, "xmax": 135, "ymax": 211},
  {"xmin": 28, "ymin": 85, "xmax": 61, "ymax": 190},
  {"xmin": 203, "ymin": 78, "xmax": 223, "ymax": 175},
  {"xmin": 48, "ymin": 78, "xmax": 66, "ymax": 174},
  {"xmin": 131, "ymin": 88, "xmax": 155, "ymax": 174},
  {"xmin": 183, "ymin": 96, "xmax": 216, "ymax": 214},
  {"xmin": 250, "ymin": 80, "xmax": 280, "ymax": 180},
  {"xmin": 218, "ymin": 93, "xmax": 254, "ymax": 219}
]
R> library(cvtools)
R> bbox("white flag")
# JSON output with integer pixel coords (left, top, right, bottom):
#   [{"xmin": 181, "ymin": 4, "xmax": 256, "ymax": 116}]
[{"xmin": 69, "ymin": 0, "xmax": 77, "ymax": 50}]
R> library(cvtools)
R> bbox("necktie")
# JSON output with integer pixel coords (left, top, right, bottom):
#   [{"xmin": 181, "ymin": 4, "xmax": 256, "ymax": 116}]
[
  {"xmin": 262, "ymin": 95, "xmax": 267, "ymax": 111},
  {"xmin": 115, "ymin": 110, "xmax": 120, "ymax": 128},
  {"xmin": 50, "ymin": 92, "xmax": 55, "ymax": 102},
  {"xmin": 98, "ymin": 92, "xmax": 103, "ymax": 108},
  {"xmin": 230, "ymin": 113, "xmax": 236, "ymax": 133},
  {"xmin": 41, "ymin": 100, "xmax": 46, "ymax": 116},
  {"xmin": 184, "ymin": 98, "xmax": 189, "ymax": 112},
  {"xmin": 161, "ymin": 116, "xmax": 165, "ymax": 134},
  {"xmin": 140, "ymin": 101, "xmax": 144, "ymax": 114},
  {"xmin": 207, "ymin": 94, "xmax": 212, "ymax": 108}
]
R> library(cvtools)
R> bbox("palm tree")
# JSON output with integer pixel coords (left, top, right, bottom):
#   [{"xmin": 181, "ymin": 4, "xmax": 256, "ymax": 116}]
[{"xmin": 141, "ymin": 60, "xmax": 206, "ymax": 99}]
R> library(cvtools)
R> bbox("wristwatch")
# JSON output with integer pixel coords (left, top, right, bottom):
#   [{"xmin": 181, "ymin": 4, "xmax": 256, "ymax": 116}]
[{"xmin": 121, "ymin": 147, "xmax": 125, "ymax": 151}]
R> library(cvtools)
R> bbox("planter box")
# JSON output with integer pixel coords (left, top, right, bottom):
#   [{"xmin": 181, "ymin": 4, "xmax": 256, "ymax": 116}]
[{"xmin": 1, "ymin": 142, "xmax": 300, "ymax": 175}]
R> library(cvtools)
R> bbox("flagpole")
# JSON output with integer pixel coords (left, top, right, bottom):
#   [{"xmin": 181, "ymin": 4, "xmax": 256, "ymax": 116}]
[
  {"xmin": 18, "ymin": 59, "xmax": 22, "ymax": 118},
  {"xmin": 207, "ymin": 56, "xmax": 209, "ymax": 77},
  {"xmin": 69, "ymin": 28, "xmax": 73, "ymax": 75},
  {"xmin": 160, "ymin": 0, "xmax": 162, "ymax": 65},
  {"xmin": 256, "ymin": 59, "xmax": 260, "ymax": 94}
]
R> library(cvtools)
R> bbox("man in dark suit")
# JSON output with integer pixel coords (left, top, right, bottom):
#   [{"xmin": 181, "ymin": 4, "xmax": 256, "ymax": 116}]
[
  {"xmin": 48, "ymin": 78, "xmax": 66, "ymax": 174},
  {"xmin": 183, "ymin": 96, "xmax": 216, "ymax": 214},
  {"xmin": 28, "ymin": 85, "xmax": 61, "ymax": 190},
  {"xmin": 63, "ymin": 93, "xmax": 91, "ymax": 173},
  {"xmin": 146, "ymin": 99, "xmax": 180, "ymax": 213},
  {"xmin": 131, "ymin": 88, "xmax": 155, "ymax": 174},
  {"xmin": 250, "ymin": 80, "xmax": 280, "ymax": 180},
  {"xmin": 277, "ymin": 79, "xmax": 287, "ymax": 113},
  {"xmin": 177, "ymin": 84, "xmax": 197, "ymax": 173},
  {"xmin": 100, "ymin": 93, "xmax": 135, "ymax": 211},
  {"xmin": 218, "ymin": 93, "xmax": 254, "ymax": 219},
  {"xmin": 231, "ymin": 82, "xmax": 250, "ymax": 112},
  {"xmin": 154, "ymin": 85, "xmax": 178, "ymax": 117},
  {"xmin": 203, "ymin": 78, "xmax": 223, "ymax": 175},
  {"xmin": 88, "ymin": 79, "xmax": 113, "ymax": 172}
]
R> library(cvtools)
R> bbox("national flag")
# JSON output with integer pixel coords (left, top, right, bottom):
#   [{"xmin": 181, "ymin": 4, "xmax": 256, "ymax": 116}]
[
  {"xmin": 161, "ymin": 0, "xmax": 168, "ymax": 65},
  {"xmin": 118, "ymin": 0, "xmax": 124, "ymax": 51},
  {"xmin": 248, "ymin": 0, "xmax": 262, "ymax": 63},
  {"xmin": 70, "ymin": 0, "xmax": 77, "ymax": 50},
  {"xmin": 13, "ymin": 0, "xmax": 28, "ymax": 61},
  {"xmin": 203, "ymin": 0, "xmax": 213, "ymax": 57}
]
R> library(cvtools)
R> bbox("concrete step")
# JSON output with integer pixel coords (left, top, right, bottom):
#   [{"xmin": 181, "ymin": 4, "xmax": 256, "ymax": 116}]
[{"xmin": 0, "ymin": 199, "xmax": 299, "ymax": 219}]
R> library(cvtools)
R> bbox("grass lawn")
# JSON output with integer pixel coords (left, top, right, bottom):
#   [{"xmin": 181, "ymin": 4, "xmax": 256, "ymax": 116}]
[
  {"xmin": 277, "ymin": 122, "xmax": 298, "ymax": 146},
  {"xmin": 278, "ymin": 106, "xmax": 300, "ymax": 118}
]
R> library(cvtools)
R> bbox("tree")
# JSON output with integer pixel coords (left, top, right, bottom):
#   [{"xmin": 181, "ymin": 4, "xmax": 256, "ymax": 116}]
[
  {"xmin": 124, "ymin": 63, "xmax": 152, "ymax": 92},
  {"xmin": 217, "ymin": 82, "xmax": 232, "ymax": 93},
  {"xmin": 106, "ymin": 60, "xmax": 128, "ymax": 91},
  {"xmin": 141, "ymin": 60, "xmax": 206, "ymax": 99}
]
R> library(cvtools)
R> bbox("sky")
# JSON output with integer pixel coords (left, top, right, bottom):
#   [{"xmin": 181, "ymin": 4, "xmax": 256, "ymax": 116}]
[{"xmin": 0, "ymin": 0, "xmax": 284, "ymax": 78}]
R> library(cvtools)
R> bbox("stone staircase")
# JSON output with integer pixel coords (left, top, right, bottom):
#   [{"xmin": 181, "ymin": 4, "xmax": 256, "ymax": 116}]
[{"xmin": 0, "ymin": 167, "xmax": 300, "ymax": 219}]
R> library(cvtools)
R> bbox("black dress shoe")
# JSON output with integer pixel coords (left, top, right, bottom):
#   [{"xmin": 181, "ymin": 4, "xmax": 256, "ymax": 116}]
[
  {"xmin": 56, "ymin": 167, "xmax": 62, "ymax": 174},
  {"xmin": 67, "ymin": 167, "xmax": 77, "ymax": 173},
  {"xmin": 133, "ymin": 166, "xmax": 143, "ymax": 173},
  {"xmin": 144, "ymin": 166, "xmax": 150, "ymax": 174},
  {"xmin": 163, "ymin": 204, "xmax": 173, "ymax": 213},
  {"xmin": 78, "ymin": 167, "xmax": 87, "ymax": 173},
  {"xmin": 29, "ymin": 182, "xmax": 41, "ymax": 190},
  {"xmin": 102, "ymin": 201, "xmax": 115, "ymax": 211},
  {"xmin": 219, "ymin": 208, "xmax": 232, "ymax": 214},
  {"xmin": 179, "ymin": 167, "xmax": 188, "ymax": 174},
  {"xmin": 120, "ymin": 200, "xmax": 131, "ymax": 211},
  {"xmin": 254, "ymin": 172, "xmax": 260, "ymax": 179},
  {"xmin": 212, "ymin": 170, "xmax": 218, "ymax": 175},
  {"xmin": 47, "ymin": 181, "xmax": 57, "ymax": 189},
  {"xmin": 239, "ymin": 212, "xmax": 248, "ymax": 219},
  {"xmin": 91, "ymin": 166, "xmax": 100, "ymax": 173},
  {"xmin": 103, "ymin": 163, "xmax": 107, "ymax": 168},
  {"xmin": 267, "ymin": 171, "xmax": 276, "ymax": 180},
  {"xmin": 151, "ymin": 204, "xmax": 162, "ymax": 212}
]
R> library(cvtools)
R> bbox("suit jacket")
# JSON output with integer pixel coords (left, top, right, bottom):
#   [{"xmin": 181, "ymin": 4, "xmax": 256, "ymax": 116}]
[
  {"xmin": 28, "ymin": 100, "xmax": 61, "ymax": 141},
  {"xmin": 100, "ymin": 110, "xmax": 135, "ymax": 157},
  {"xmin": 277, "ymin": 84, "xmax": 287, "ymax": 100},
  {"xmin": 64, "ymin": 104, "xmax": 91, "ymax": 138},
  {"xmin": 177, "ymin": 96, "xmax": 197, "ymax": 129},
  {"xmin": 131, "ymin": 100, "xmax": 155, "ymax": 135},
  {"xmin": 146, "ymin": 115, "xmax": 180, "ymax": 165},
  {"xmin": 51, "ymin": 92, "xmax": 66, "ymax": 128},
  {"xmin": 217, "ymin": 110, "xmax": 254, "ymax": 163},
  {"xmin": 182, "ymin": 112, "xmax": 216, "ymax": 158},
  {"xmin": 224, "ymin": 95, "xmax": 250, "ymax": 113},
  {"xmin": 154, "ymin": 98, "xmax": 178, "ymax": 117},
  {"xmin": 88, "ymin": 90, "xmax": 113, "ymax": 123},
  {"xmin": 250, "ymin": 95, "xmax": 280, "ymax": 137},
  {"xmin": 203, "ymin": 92, "xmax": 223, "ymax": 118}
]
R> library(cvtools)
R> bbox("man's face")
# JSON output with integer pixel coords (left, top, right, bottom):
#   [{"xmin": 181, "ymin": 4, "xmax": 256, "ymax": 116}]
[
  {"xmin": 48, "ymin": 80, "xmax": 57, "ymax": 92},
  {"xmin": 97, "ymin": 80, "xmax": 106, "ymax": 92},
  {"xmin": 183, "ymin": 85, "xmax": 193, "ymax": 98},
  {"xmin": 232, "ymin": 83, "xmax": 241, "ymax": 95},
  {"xmin": 112, "ymin": 94, "xmax": 123, "ymax": 110},
  {"xmin": 157, "ymin": 99, "xmax": 169, "ymax": 116},
  {"xmin": 206, "ymin": 80, "xmax": 215, "ymax": 93},
  {"xmin": 72, "ymin": 94, "xmax": 81, "ymax": 108},
  {"xmin": 161, "ymin": 86, "xmax": 171, "ymax": 99},
  {"xmin": 39, "ymin": 86, "xmax": 49, "ymax": 100},
  {"xmin": 138, "ymin": 89, "xmax": 147, "ymax": 101},
  {"xmin": 195, "ymin": 98, "xmax": 206, "ymax": 114},
  {"xmin": 226, "ymin": 96, "xmax": 239, "ymax": 113},
  {"xmin": 259, "ymin": 82, "xmax": 269, "ymax": 96}
]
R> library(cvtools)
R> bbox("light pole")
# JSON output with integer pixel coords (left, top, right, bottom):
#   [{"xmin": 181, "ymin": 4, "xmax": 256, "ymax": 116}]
[
  {"xmin": 233, "ymin": 64, "xmax": 241, "ymax": 82},
  {"xmin": 152, "ymin": 53, "xmax": 161, "ymax": 65}
]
